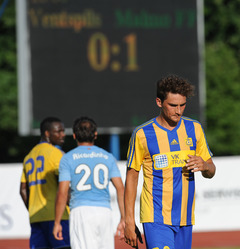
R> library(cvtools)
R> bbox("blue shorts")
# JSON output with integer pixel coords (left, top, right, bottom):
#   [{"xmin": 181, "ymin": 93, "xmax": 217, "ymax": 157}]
[
  {"xmin": 30, "ymin": 220, "xmax": 70, "ymax": 249},
  {"xmin": 143, "ymin": 223, "xmax": 192, "ymax": 249}
]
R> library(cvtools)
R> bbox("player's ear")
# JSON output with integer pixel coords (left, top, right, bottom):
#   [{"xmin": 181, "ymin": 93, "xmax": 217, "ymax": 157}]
[
  {"xmin": 94, "ymin": 131, "xmax": 98, "ymax": 140},
  {"xmin": 73, "ymin": 133, "xmax": 76, "ymax": 140},
  {"xmin": 156, "ymin": 97, "xmax": 162, "ymax": 108},
  {"xmin": 45, "ymin": 130, "xmax": 50, "ymax": 142}
]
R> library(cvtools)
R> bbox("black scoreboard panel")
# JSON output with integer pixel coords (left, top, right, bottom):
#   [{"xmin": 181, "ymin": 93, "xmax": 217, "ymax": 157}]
[{"xmin": 27, "ymin": 0, "xmax": 200, "ymax": 131}]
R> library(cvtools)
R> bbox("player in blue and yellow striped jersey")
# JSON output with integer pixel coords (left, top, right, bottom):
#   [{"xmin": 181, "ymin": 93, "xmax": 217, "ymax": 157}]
[
  {"xmin": 20, "ymin": 117, "xmax": 70, "ymax": 249},
  {"xmin": 124, "ymin": 75, "xmax": 216, "ymax": 249}
]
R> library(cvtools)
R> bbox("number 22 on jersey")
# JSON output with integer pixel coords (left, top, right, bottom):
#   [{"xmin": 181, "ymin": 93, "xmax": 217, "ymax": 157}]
[{"xmin": 25, "ymin": 156, "xmax": 46, "ymax": 186}]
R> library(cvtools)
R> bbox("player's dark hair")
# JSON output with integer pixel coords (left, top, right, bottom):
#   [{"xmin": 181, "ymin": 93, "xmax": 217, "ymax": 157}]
[
  {"xmin": 73, "ymin": 117, "xmax": 97, "ymax": 143},
  {"xmin": 156, "ymin": 74, "xmax": 194, "ymax": 102},
  {"xmin": 40, "ymin": 117, "xmax": 62, "ymax": 136}
]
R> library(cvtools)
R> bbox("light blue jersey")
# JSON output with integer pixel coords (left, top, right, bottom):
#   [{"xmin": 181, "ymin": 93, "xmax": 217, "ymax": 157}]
[{"xmin": 59, "ymin": 145, "xmax": 121, "ymax": 210}]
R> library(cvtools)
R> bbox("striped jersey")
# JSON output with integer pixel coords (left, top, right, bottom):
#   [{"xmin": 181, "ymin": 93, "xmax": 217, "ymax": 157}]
[
  {"xmin": 21, "ymin": 142, "xmax": 69, "ymax": 223},
  {"xmin": 127, "ymin": 117, "xmax": 212, "ymax": 226}
]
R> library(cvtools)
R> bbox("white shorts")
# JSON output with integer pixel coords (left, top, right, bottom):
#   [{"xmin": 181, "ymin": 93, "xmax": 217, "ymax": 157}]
[{"xmin": 70, "ymin": 206, "xmax": 114, "ymax": 249}]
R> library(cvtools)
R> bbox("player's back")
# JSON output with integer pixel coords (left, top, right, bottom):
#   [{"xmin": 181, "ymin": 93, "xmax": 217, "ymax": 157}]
[
  {"xmin": 59, "ymin": 145, "xmax": 120, "ymax": 210},
  {"xmin": 22, "ymin": 142, "xmax": 68, "ymax": 223}
]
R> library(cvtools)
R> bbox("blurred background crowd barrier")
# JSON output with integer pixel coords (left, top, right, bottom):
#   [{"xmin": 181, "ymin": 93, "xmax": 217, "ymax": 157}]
[{"xmin": 1, "ymin": 156, "xmax": 240, "ymax": 239}]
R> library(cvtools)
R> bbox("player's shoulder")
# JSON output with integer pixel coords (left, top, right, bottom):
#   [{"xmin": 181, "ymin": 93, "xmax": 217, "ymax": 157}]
[
  {"xmin": 33, "ymin": 142, "xmax": 59, "ymax": 152},
  {"xmin": 132, "ymin": 118, "xmax": 155, "ymax": 137},
  {"xmin": 89, "ymin": 146, "xmax": 117, "ymax": 164},
  {"xmin": 61, "ymin": 146, "xmax": 79, "ymax": 159},
  {"xmin": 42, "ymin": 142, "xmax": 63, "ymax": 157},
  {"xmin": 23, "ymin": 143, "xmax": 44, "ymax": 161},
  {"xmin": 61, "ymin": 145, "xmax": 115, "ymax": 163},
  {"xmin": 182, "ymin": 116, "xmax": 203, "ymax": 128},
  {"xmin": 24, "ymin": 143, "xmax": 62, "ymax": 161},
  {"xmin": 92, "ymin": 145, "xmax": 115, "ymax": 160}
]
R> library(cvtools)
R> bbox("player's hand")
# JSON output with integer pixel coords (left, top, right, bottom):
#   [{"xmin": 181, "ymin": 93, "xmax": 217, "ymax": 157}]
[
  {"xmin": 124, "ymin": 223, "xmax": 143, "ymax": 248},
  {"xmin": 116, "ymin": 218, "xmax": 125, "ymax": 240},
  {"xmin": 53, "ymin": 223, "xmax": 63, "ymax": 240},
  {"xmin": 186, "ymin": 155, "xmax": 205, "ymax": 173}
]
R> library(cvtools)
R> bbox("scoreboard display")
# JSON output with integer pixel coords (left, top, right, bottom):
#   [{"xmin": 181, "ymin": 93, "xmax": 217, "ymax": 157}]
[{"xmin": 17, "ymin": 0, "xmax": 204, "ymax": 134}]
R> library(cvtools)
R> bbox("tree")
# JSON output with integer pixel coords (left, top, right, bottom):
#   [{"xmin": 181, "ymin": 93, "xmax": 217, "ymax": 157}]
[
  {"xmin": 0, "ymin": 0, "xmax": 17, "ymax": 130},
  {"xmin": 205, "ymin": 42, "xmax": 240, "ymax": 155},
  {"xmin": 205, "ymin": 0, "xmax": 240, "ymax": 60},
  {"xmin": 204, "ymin": 1, "xmax": 240, "ymax": 155}
]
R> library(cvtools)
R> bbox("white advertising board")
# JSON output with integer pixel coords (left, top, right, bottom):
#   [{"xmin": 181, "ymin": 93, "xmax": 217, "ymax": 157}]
[
  {"xmin": 0, "ymin": 156, "xmax": 240, "ymax": 238},
  {"xmin": 0, "ymin": 165, "xmax": 30, "ymax": 238},
  {"xmin": 194, "ymin": 156, "xmax": 240, "ymax": 232}
]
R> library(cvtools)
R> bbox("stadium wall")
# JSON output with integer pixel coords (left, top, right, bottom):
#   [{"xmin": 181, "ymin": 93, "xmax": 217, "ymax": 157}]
[{"xmin": 0, "ymin": 156, "xmax": 240, "ymax": 240}]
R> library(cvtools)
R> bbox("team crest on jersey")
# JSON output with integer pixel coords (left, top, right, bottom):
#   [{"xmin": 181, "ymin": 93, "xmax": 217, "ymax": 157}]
[
  {"xmin": 154, "ymin": 154, "xmax": 168, "ymax": 169},
  {"xmin": 185, "ymin": 137, "xmax": 193, "ymax": 146}
]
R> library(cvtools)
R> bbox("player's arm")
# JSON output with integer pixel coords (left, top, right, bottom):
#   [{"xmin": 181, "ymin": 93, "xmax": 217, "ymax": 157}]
[
  {"xmin": 186, "ymin": 156, "xmax": 216, "ymax": 178},
  {"xmin": 187, "ymin": 126, "xmax": 216, "ymax": 178},
  {"xmin": 111, "ymin": 176, "xmax": 125, "ymax": 239},
  {"xmin": 20, "ymin": 182, "xmax": 29, "ymax": 209},
  {"xmin": 200, "ymin": 158, "xmax": 216, "ymax": 178},
  {"xmin": 53, "ymin": 180, "xmax": 70, "ymax": 240},
  {"xmin": 124, "ymin": 167, "xmax": 139, "ymax": 248}
]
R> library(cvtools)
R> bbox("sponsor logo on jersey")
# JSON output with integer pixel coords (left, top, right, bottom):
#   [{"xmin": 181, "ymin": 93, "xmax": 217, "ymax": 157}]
[
  {"xmin": 153, "ymin": 151, "xmax": 190, "ymax": 170},
  {"xmin": 154, "ymin": 154, "xmax": 168, "ymax": 169}
]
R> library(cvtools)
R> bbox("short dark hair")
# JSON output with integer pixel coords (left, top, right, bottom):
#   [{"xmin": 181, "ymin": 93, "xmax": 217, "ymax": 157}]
[
  {"xmin": 40, "ymin": 117, "xmax": 62, "ymax": 136},
  {"xmin": 73, "ymin": 117, "xmax": 97, "ymax": 143},
  {"xmin": 156, "ymin": 74, "xmax": 194, "ymax": 102}
]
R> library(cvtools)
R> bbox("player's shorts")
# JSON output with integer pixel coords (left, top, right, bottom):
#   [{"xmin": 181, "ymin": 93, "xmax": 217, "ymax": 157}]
[
  {"xmin": 70, "ymin": 205, "xmax": 114, "ymax": 249},
  {"xmin": 30, "ymin": 220, "xmax": 70, "ymax": 249},
  {"xmin": 143, "ymin": 222, "xmax": 192, "ymax": 249}
]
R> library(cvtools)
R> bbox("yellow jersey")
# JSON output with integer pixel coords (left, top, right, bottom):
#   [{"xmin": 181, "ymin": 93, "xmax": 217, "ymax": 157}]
[
  {"xmin": 127, "ymin": 117, "xmax": 212, "ymax": 226},
  {"xmin": 21, "ymin": 142, "xmax": 69, "ymax": 223}
]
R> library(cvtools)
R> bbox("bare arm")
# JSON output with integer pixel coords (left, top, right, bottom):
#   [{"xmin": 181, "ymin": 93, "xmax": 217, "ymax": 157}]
[
  {"xmin": 124, "ymin": 167, "xmax": 139, "ymax": 248},
  {"xmin": 186, "ymin": 156, "xmax": 216, "ymax": 178},
  {"xmin": 111, "ymin": 176, "xmax": 125, "ymax": 239},
  {"xmin": 20, "ymin": 182, "xmax": 29, "ymax": 209},
  {"xmin": 53, "ymin": 181, "xmax": 70, "ymax": 240}
]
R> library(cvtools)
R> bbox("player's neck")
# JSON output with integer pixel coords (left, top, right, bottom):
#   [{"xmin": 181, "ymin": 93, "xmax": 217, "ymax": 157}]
[
  {"xmin": 77, "ymin": 142, "xmax": 94, "ymax": 146},
  {"xmin": 156, "ymin": 115, "xmax": 178, "ymax": 131},
  {"xmin": 40, "ymin": 138, "xmax": 50, "ymax": 144}
]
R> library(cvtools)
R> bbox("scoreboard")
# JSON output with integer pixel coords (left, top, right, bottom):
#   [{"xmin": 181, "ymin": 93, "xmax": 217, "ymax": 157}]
[{"xmin": 17, "ymin": 0, "xmax": 204, "ymax": 135}]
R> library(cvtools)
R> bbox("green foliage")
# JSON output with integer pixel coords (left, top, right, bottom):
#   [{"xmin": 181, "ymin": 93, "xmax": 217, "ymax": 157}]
[
  {"xmin": 0, "ymin": 1, "xmax": 21, "ymax": 162},
  {"xmin": 205, "ymin": 0, "xmax": 240, "ymax": 56},
  {"xmin": 204, "ymin": 1, "xmax": 240, "ymax": 156},
  {"xmin": 0, "ymin": 0, "xmax": 17, "ymax": 130},
  {"xmin": 205, "ymin": 42, "xmax": 240, "ymax": 155}
]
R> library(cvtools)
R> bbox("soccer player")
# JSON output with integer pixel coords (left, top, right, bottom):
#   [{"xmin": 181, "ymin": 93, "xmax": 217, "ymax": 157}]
[
  {"xmin": 124, "ymin": 75, "xmax": 216, "ymax": 249},
  {"xmin": 20, "ymin": 117, "xmax": 70, "ymax": 249},
  {"xmin": 53, "ymin": 117, "xmax": 125, "ymax": 249}
]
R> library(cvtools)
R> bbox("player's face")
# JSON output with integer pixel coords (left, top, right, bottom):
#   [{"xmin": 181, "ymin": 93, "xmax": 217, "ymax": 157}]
[
  {"xmin": 48, "ymin": 122, "xmax": 66, "ymax": 146},
  {"xmin": 156, "ymin": 92, "xmax": 187, "ymax": 125}
]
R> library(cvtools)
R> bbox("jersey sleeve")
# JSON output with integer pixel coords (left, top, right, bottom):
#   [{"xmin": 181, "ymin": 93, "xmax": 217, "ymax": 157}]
[
  {"xmin": 195, "ymin": 123, "xmax": 213, "ymax": 161},
  {"xmin": 109, "ymin": 155, "xmax": 121, "ymax": 179},
  {"xmin": 59, "ymin": 155, "xmax": 71, "ymax": 182},
  {"xmin": 21, "ymin": 156, "xmax": 28, "ymax": 183},
  {"xmin": 20, "ymin": 168, "xmax": 27, "ymax": 183},
  {"xmin": 126, "ymin": 129, "xmax": 145, "ymax": 171}
]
